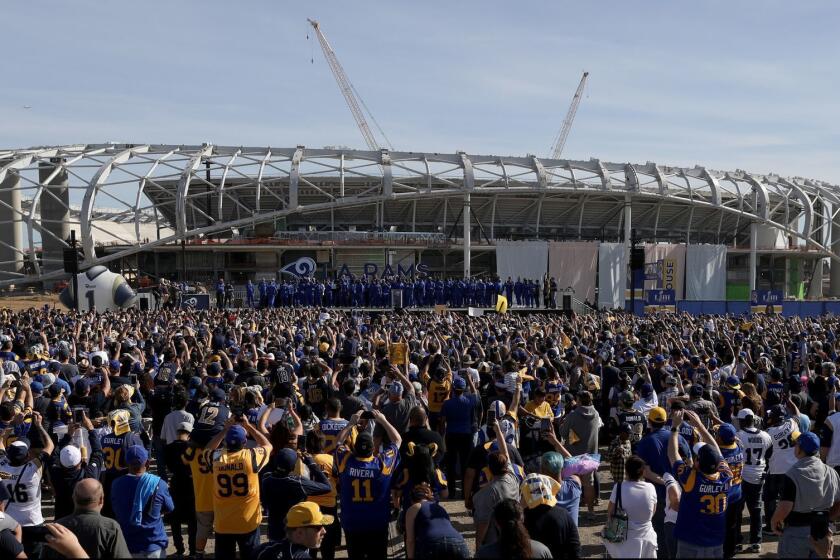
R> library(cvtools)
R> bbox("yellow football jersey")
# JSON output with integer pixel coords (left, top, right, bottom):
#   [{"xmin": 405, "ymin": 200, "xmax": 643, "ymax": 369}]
[
  {"xmin": 209, "ymin": 446, "xmax": 269, "ymax": 534},
  {"xmin": 182, "ymin": 445, "xmax": 214, "ymax": 513}
]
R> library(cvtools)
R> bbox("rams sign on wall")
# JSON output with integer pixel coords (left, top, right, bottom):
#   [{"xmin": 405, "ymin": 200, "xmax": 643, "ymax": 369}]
[{"xmin": 59, "ymin": 266, "xmax": 137, "ymax": 311}]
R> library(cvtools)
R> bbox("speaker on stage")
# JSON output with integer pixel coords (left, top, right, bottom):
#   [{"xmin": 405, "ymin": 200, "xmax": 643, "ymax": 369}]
[
  {"xmin": 630, "ymin": 247, "xmax": 645, "ymax": 270},
  {"xmin": 562, "ymin": 294, "xmax": 572, "ymax": 311},
  {"xmin": 63, "ymin": 248, "xmax": 79, "ymax": 273}
]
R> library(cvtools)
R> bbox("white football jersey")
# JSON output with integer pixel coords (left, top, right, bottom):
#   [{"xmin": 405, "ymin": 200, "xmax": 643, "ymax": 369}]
[
  {"xmin": 767, "ymin": 418, "xmax": 799, "ymax": 475},
  {"xmin": 0, "ymin": 456, "xmax": 45, "ymax": 526},
  {"xmin": 736, "ymin": 427, "xmax": 773, "ymax": 484}
]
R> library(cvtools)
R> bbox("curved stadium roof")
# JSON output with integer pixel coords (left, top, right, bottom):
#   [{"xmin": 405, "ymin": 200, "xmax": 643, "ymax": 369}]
[{"xmin": 0, "ymin": 143, "xmax": 837, "ymax": 285}]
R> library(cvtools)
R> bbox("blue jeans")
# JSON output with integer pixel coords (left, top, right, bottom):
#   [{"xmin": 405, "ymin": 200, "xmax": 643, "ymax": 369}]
[
  {"xmin": 416, "ymin": 536, "xmax": 470, "ymax": 559},
  {"xmin": 677, "ymin": 540, "xmax": 723, "ymax": 558}
]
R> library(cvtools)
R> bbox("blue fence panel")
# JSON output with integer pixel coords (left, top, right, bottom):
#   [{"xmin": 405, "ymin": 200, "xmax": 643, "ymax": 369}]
[
  {"xmin": 825, "ymin": 302, "xmax": 840, "ymax": 316},
  {"xmin": 726, "ymin": 301, "xmax": 751, "ymax": 315},
  {"xmin": 799, "ymin": 302, "xmax": 825, "ymax": 318}
]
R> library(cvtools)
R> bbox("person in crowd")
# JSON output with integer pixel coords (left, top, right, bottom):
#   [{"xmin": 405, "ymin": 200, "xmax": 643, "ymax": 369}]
[
  {"xmin": 520, "ymin": 472, "xmax": 581, "ymax": 559},
  {"xmin": 770, "ymin": 431, "xmax": 840, "ymax": 558},
  {"xmin": 261, "ymin": 447, "xmax": 332, "ymax": 541},
  {"xmin": 668, "ymin": 409, "xmax": 733, "ymax": 558},
  {"xmin": 48, "ymin": 412, "xmax": 103, "ymax": 521},
  {"xmin": 0, "ymin": 485, "xmax": 22, "ymax": 552},
  {"xmin": 164, "ymin": 421, "xmax": 197, "ymax": 558},
  {"xmin": 205, "ymin": 416, "xmax": 272, "ymax": 558},
  {"xmin": 255, "ymin": 501, "xmax": 332, "ymax": 560},
  {"xmin": 0, "ymin": 410, "xmax": 53, "ymax": 558},
  {"xmin": 473, "ymin": 419, "xmax": 520, "ymax": 548},
  {"xmin": 110, "ymin": 445, "xmax": 174, "ymax": 558},
  {"xmin": 476, "ymin": 499, "xmax": 552, "ymax": 559},
  {"xmin": 764, "ymin": 400, "xmax": 802, "ymax": 535},
  {"xmin": 603, "ymin": 455, "xmax": 658, "ymax": 558},
  {"xmin": 735, "ymin": 407, "xmax": 772, "ymax": 553},
  {"xmin": 44, "ymin": 479, "xmax": 131, "ymax": 559},
  {"xmin": 717, "ymin": 422, "xmax": 746, "ymax": 558},
  {"xmin": 440, "ymin": 374, "xmax": 479, "ymax": 497},
  {"xmin": 607, "ymin": 422, "xmax": 632, "ymax": 486},
  {"xmin": 558, "ymin": 390, "xmax": 600, "ymax": 516},
  {"xmin": 334, "ymin": 408, "xmax": 402, "ymax": 559},
  {"xmin": 404, "ymin": 482, "xmax": 469, "ymax": 559},
  {"xmin": 303, "ymin": 431, "xmax": 340, "ymax": 560}
]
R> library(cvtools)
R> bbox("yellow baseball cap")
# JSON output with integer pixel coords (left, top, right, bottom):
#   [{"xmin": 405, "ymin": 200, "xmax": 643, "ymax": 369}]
[
  {"xmin": 286, "ymin": 501, "xmax": 335, "ymax": 528},
  {"xmin": 520, "ymin": 473, "xmax": 560, "ymax": 509},
  {"xmin": 648, "ymin": 407, "xmax": 667, "ymax": 423}
]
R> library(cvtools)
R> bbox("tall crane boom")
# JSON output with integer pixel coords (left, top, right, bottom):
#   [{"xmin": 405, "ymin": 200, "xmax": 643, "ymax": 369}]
[
  {"xmin": 307, "ymin": 18, "xmax": 392, "ymax": 151},
  {"xmin": 548, "ymin": 71, "xmax": 588, "ymax": 160}
]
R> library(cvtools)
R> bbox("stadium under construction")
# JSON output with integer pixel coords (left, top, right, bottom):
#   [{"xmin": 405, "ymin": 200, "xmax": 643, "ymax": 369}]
[{"xmin": 1, "ymin": 143, "xmax": 839, "ymax": 308}]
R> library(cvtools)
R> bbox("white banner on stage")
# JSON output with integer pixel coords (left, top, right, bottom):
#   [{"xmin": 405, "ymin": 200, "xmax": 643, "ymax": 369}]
[
  {"xmin": 496, "ymin": 240, "xmax": 548, "ymax": 283},
  {"xmin": 548, "ymin": 241, "xmax": 598, "ymax": 303},
  {"xmin": 598, "ymin": 243, "xmax": 626, "ymax": 310},
  {"xmin": 685, "ymin": 244, "xmax": 727, "ymax": 300},
  {"xmin": 643, "ymin": 243, "xmax": 686, "ymax": 299}
]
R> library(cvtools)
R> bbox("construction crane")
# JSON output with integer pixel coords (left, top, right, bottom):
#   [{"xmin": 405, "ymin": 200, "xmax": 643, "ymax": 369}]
[
  {"xmin": 307, "ymin": 18, "xmax": 393, "ymax": 151},
  {"xmin": 548, "ymin": 71, "xmax": 589, "ymax": 160}
]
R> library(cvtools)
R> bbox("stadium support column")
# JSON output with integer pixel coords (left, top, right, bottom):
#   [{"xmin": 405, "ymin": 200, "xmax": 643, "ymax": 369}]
[
  {"xmin": 0, "ymin": 168, "xmax": 23, "ymax": 278},
  {"xmin": 749, "ymin": 222, "xmax": 757, "ymax": 292},
  {"xmin": 624, "ymin": 194, "xmax": 631, "ymax": 302},
  {"xmin": 463, "ymin": 192, "xmax": 471, "ymax": 279},
  {"xmin": 39, "ymin": 159, "xmax": 71, "ymax": 275},
  {"xmin": 831, "ymin": 217, "xmax": 840, "ymax": 296}
]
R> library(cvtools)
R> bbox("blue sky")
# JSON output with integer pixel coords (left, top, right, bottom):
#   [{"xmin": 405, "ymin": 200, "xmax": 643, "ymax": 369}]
[{"xmin": 2, "ymin": 1, "xmax": 838, "ymax": 183}]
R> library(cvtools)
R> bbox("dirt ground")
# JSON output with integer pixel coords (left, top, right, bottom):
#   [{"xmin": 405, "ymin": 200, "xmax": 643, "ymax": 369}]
[{"xmin": 0, "ymin": 292, "xmax": 61, "ymax": 312}]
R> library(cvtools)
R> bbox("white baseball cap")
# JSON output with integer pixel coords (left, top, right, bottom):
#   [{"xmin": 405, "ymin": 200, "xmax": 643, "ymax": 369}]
[
  {"xmin": 736, "ymin": 408, "xmax": 755, "ymax": 420},
  {"xmin": 59, "ymin": 445, "xmax": 82, "ymax": 468}
]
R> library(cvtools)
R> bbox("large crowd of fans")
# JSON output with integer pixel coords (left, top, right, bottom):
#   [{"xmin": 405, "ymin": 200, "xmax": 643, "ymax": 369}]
[{"xmin": 1, "ymin": 298, "xmax": 840, "ymax": 559}]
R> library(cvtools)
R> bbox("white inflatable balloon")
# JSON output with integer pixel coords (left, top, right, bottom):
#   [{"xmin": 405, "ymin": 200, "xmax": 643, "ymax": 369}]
[{"xmin": 59, "ymin": 265, "xmax": 137, "ymax": 311}]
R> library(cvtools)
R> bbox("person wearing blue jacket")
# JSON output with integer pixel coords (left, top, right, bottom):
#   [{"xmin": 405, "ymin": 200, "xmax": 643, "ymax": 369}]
[{"xmin": 111, "ymin": 445, "xmax": 174, "ymax": 558}]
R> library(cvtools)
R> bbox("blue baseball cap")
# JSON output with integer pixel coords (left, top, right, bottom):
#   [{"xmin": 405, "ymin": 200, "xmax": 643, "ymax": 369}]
[
  {"xmin": 226, "ymin": 425, "xmax": 247, "ymax": 447},
  {"xmin": 717, "ymin": 423, "xmax": 737, "ymax": 444},
  {"xmin": 453, "ymin": 376, "xmax": 467, "ymax": 390},
  {"xmin": 796, "ymin": 432, "xmax": 820, "ymax": 455},
  {"xmin": 30, "ymin": 381, "xmax": 44, "ymax": 394},
  {"xmin": 109, "ymin": 359, "xmax": 121, "ymax": 370},
  {"xmin": 126, "ymin": 445, "xmax": 148, "ymax": 466}
]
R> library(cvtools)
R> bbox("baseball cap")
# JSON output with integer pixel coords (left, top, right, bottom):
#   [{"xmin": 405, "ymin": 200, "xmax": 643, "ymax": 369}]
[
  {"xmin": 275, "ymin": 448, "xmax": 299, "ymax": 472},
  {"xmin": 648, "ymin": 407, "xmax": 667, "ymax": 424},
  {"xmin": 30, "ymin": 381, "xmax": 44, "ymax": 394},
  {"xmin": 520, "ymin": 473, "xmax": 560, "ymax": 509},
  {"xmin": 226, "ymin": 425, "xmax": 247, "ymax": 447},
  {"xmin": 725, "ymin": 376, "xmax": 741, "ymax": 390},
  {"xmin": 736, "ymin": 408, "xmax": 755, "ymax": 420},
  {"xmin": 641, "ymin": 383, "xmax": 654, "ymax": 398},
  {"xmin": 59, "ymin": 445, "xmax": 83, "ymax": 468},
  {"xmin": 210, "ymin": 387, "xmax": 226, "ymax": 402},
  {"xmin": 7, "ymin": 439, "xmax": 30, "ymax": 463},
  {"xmin": 690, "ymin": 384, "xmax": 704, "ymax": 397},
  {"xmin": 618, "ymin": 422, "xmax": 633, "ymax": 435},
  {"xmin": 717, "ymin": 423, "xmax": 737, "ymax": 444},
  {"xmin": 453, "ymin": 376, "xmax": 467, "ymax": 390},
  {"xmin": 109, "ymin": 359, "xmax": 120, "ymax": 370},
  {"xmin": 767, "ymin": 404, "xmax": 786, "ymax": 421},
  {"xmin": 619, "ymin": 390, "xmax": 635, "ymax": 405},
  {"xmin": 697, "ymin": 443, "xmax": 722, "ymax": 474},
  {"xmin": 654, "ymin": 354, "xmax": 665, "ymax": 363},
  {"xmin": 126, "ymin": 445, "xmax": 148, "ymax": 466},
  {"xmin": 208, "ymin": 362, "xmax": 222, "ymax": 375},
  {"xmin": 354, "ymin": 432, "xmax": 375, "ymax": 457},
  {"xmin": 286, "ymin": 501, "xmax": 335, "ymax": 528},
  {"xmin": 796, "ymin": 431, "xmax": 820, "ymax": 455}
]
